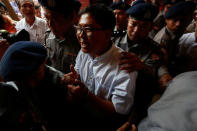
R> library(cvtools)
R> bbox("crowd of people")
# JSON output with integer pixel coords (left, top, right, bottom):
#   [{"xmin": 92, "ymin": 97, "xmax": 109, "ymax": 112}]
[{"xmin": 0, "ymin": 0, "xmax": 197, "ymax": 130}]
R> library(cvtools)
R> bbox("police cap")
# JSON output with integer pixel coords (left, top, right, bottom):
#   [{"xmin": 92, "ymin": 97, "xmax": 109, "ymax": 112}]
[
  {"xmin": 164, "ymin": 0, "xmax": 184, "ymax": 5},
  {"xmin": 38, "ymin": 0, "xmax": 78, "ymax": 14},
  {"xmin": 0, "ymin": 41, "xmax": 47, "ymax": 81},
  {"xmin": 110, "ymin": 1, "xmax": 131, "ymax": 11},
  {"xmin": 126, "ymin": 2, "xmax": 159, "ymax": 21},
  {"xmin": 165, "ymin": 1, "xmax": 196, "ymax": 19}
]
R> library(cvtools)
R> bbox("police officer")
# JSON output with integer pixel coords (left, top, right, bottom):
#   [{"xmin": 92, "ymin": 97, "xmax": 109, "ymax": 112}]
[
  {"xmin": 0, "ymin": 41, "xmax": 69, "ymax": 131},
  {"xmin": 116, "ymin": 1, "xmax": 164, "ymax": 125},
  {"xmin": 117, "ymin": 1, "xmax": 162, "ymax": 77},
  {"xmin": 149, "ymin": 0, "xmax": 179, "ymax": 39},
  {"xmin": 154, "ymin": 1, "xmax": 195, "ymax": 88},
  {"xmin": 38, "ymin": 0, "xmax": 81, "ymax": 73},
  {"xmin": 110, "ymin": 1, "xmax": 130, "ymax": 43}
]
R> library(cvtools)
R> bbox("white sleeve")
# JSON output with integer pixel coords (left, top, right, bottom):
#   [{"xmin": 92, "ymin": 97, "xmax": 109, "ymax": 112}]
[{"xmin": 112, "ymin": 71, "xmax": 138, "ymax": 115}]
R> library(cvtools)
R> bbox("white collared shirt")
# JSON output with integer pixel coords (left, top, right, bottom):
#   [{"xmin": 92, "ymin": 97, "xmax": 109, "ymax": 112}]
[
  {"xmin": 75, "ymin": 44, "xmax": 138, "ymax": 114},
  {"xmin": 15, "ymin": 17, "xmax": 48, "ymax": 45}
]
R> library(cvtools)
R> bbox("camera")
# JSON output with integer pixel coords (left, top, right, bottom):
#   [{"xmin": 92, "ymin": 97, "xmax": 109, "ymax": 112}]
[{"xmin": 0, "ymin": 29, "xmax": 30, "ymax": 45}]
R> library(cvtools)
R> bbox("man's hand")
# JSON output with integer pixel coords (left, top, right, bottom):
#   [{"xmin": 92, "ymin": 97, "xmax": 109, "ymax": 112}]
[
  {"xmin": 119, "ymin": 52, "xmax": 144, "ymax": 73},
  {"xmin": 62, "ymin": 64, "xmax": 80, "ymax": 84},
  {"xmin": 66, "ymin": 79, "xmax": 89, "ymax": 101},
  {"xmin": 119, "ymin": 51, "xmax": 153, "ymax": 75},
  {"xmin": 117, "ymin": 122, "xmax": 137, "ymax": 131},
  {"xmin": 159, "ymin": 73, "xmax": 173, "ymax": 90}
]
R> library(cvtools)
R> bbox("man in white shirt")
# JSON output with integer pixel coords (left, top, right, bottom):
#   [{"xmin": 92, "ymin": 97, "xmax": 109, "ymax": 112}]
[
  {"xmin": 15, "ymin": 0, "xmax": 48, "ymax": 45},
  {"xmin": 63, "ymin": 4, "xmax": 137, "ymax": 130}
]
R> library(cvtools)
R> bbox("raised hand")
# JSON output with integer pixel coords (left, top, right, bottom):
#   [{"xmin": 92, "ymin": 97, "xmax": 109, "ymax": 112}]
[{"xmin": 62, "ymin": 64, "xmax": 80, "ymax": 84}]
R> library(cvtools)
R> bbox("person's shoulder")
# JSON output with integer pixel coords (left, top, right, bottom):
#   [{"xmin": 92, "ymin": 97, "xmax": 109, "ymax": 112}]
[
  {"xmin": 15, "ymin": 18, "xmax": 25, "ymax": 28},
  {"xmin": 36, "ymin": 17, "xmax": 48, "ymax": 28},
  {"xmin": 180, "ymin": 32, "xmax": 194, "ymax": 41},
  {"xmin": 179, "ymin": 32, "xmax": 195, "ymax": 46},
  {"xmin": 154, "ymin": 26, "xmax": 165, "ymax": 35},
  {"xmin": 173, "ymin": 71, "xmax": 197, "ymax": 81},
  {"xmin": 36, "ymin": 17, "xmax": 47, "ymax": 23}
]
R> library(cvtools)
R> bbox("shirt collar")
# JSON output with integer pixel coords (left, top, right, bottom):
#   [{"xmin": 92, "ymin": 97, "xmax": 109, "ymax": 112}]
[
  {"xmin": 24, "ymin": 16, "xmax": 38, "ymax": 28},
  {"xmin": 33, "ymin": 17, "xmax": 39, "ymax": 26},
  {"xmin": 90, "ymin": 43, "xmax": 114, "ymax": 62},
  {"xmin": 166, "ymin": 26, "xmax": 176, "ymax": 39}
]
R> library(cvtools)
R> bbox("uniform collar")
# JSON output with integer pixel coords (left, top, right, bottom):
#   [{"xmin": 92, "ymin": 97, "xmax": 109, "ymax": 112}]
[{"xmin": 166, "ymin": 26, "xmax": 176, "ymax": 39}]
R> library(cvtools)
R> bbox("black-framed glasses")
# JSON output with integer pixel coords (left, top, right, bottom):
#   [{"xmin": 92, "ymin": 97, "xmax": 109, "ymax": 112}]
[{"xmin": 73, "ymin": 25, "xmax": 103, "ymax": 35}]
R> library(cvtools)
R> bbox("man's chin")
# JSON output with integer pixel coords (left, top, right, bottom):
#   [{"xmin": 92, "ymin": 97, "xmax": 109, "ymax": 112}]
[{"xmin": 81, "ymin": 48, "xmax": 89, "ymax": 53}]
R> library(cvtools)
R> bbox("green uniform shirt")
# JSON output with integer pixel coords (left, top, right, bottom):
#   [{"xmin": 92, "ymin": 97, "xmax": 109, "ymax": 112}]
[{"xmin": 45, "ymin": 28, "xmax": 80, "ymax": 73}]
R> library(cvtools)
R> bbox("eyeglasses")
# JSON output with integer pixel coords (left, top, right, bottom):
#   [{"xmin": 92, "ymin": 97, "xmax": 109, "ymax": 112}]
[{"xmin": 73, "ymin": 25, "xmax": 103, "ymax": 35}]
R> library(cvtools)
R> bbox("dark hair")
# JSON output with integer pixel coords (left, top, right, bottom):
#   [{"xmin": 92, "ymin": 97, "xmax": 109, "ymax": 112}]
[
  {"xmin": 34, "ymin": 5, "xmax": 40, "ymax": 9},
  {"xmin": 16, "ymin": 0, "xmax": 34, "ymax": 9},
  {"xmin": 74, "ymin": 1, "xmax": 81, "ymax": 13},
  {"xmin": 78, "ymin": 4, "xmax": 115, "ymax": 30}
]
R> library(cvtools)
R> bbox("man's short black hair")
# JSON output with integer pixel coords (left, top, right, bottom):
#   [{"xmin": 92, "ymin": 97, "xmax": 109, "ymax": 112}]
[{"xmin": 78, "ymin": 4, "xmax": 116, "ymax": 30}]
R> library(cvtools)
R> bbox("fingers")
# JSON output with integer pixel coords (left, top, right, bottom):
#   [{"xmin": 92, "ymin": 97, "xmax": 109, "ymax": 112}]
[
  {"xmin": 120, "ymin": 64, "xmax": 137, "ymax": 73},
  {"xmin": 67, "ymin": 84, "xmax": 80, "ymax": 95},
  {"xmin": 131, "ymin": 124, "xmax": 137, "ymax": 131},
  {"xmin": 70, "ymin": 64, "xmax": 76, "ymax": 74},
  {"xmin": 62, "ymin": 73, "xmax": 74, "ymax": 84},
  {"xmin": 67, "ymin": 81, "xmax": 88, "ymax": 100},
  {"xmin": 120, "ymin": 51, "xmax": 136, "ymax": 59},
  {"xmin": 117, "ymin": 122, "xmax": 130, "ymax": 131},
  {"xmin": 74, "ymin": 79, "xmax": 86, "ymax": 88},
  {"xmin": 119, "ymin": 60, "xmax": 144, "ymax": 72},
  {"xmin": 119, "ymin": 52, "xmax": 140, "ymax": 65},
  {"xmin": 119, "ymin": 58, "xmax": 140, "ymax": 66},
  {"xmin": 70, "ymin": 64, "xmax": 80, "ymax": 80},
  {"xmin": 159, "ymin": 73, "xmax": 173, "ymax": 90}
]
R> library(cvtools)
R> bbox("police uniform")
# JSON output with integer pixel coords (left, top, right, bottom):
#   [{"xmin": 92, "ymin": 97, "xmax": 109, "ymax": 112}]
[
  {"xmin": 114, "ymin": 2, "xmax": 163, "ymax": 124},
  {"xmin": 154, "ymin": 1, "xmax": 196, "ymax": 77},
  {"xmin": 111, "ymin": 27, "xmax": 127, "ymax": 45},
  {"xmin": 117, "ymin": 34, "xmax": 162, "ymax": 75},
  {"xmin": 149, "ymin": 0, "xmax": 181, "ymax": 39},
  {"xmin": 154, "ymin": 26, "xmax": 180, "ymax": 77},
  {"xmin": 110, "ymin": 1, "xmax": 130, "ymax": 45},
  {"xmin": 149, "ymin": 11, "xmax": 166, "ymax": 39},
  {"xmin": 116, "ymin": 1, "xmax": 162, "ymax": 75},
  {"xmin": 0, "ymin": 41, "xmax": 70, "ymax": 131},
  {"xmin": 45, "ymin": 28, "xmax": 80, "ymax": 73},
  {"xmin": 0, "ymin": 66, "xmax": 68, "ymax": 131},
  {"xmin": 39, "ymin": 0, "xmax": 81, "ymax": 73}
]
